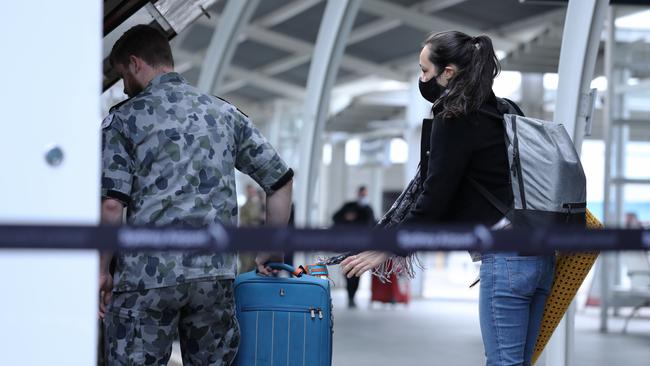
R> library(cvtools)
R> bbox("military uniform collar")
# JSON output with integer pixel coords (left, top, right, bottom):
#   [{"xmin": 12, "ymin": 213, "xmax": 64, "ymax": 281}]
[{"xmin": 146, "ymin": 72, "xmax": 186, "ymax": 89}]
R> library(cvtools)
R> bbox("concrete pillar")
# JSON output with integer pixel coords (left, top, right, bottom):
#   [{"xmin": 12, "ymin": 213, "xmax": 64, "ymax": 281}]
[
  {"xmin": 327, "ymin": 140, "xmax": 349, "ymax": 222},
  {"xmin": 197, "ymin": 0, "xmax": 259, "ymax": 94},
  {"xmin": 520, "ymin": 73, "xmax": 545, "ymax": 118},
  {"xmin": 545, "ymin": 0, "xmax": 609, "ymax": 364},
  {"xmin": 296, "ymin": 0, "xmax": 362, "ymax": 227},
  {"xmin": 370, "ymin": 165, "xmax": 383, "ymax": 219},
  {"xmin": 404, "ymin": 73, "xmax": 430, "ymax": 298},
  {"xmin": 405, "ymin": 74, "xmax": 431, "ymax": 184},
  {"xmin": 0, "ymin": 1, "xmax": 101, "ymax": 364}
]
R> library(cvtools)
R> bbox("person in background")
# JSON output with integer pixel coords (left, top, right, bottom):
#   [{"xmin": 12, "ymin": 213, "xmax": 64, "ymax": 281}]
[
  {"xmin": 99, "ymin": 25, "xmax": 293, "ymax": 365},
  {"xmin": 240, "ymin": 184, "xmax": 265, "ymax": 227},
  {"xmin": 333, "ymin": 186, "xmax": 375, "ymax": 308},
  {"xmin": 239, "ymin": 184, "xmax": 265, "ymax": 273},
  {"xmin": 625, "ymin": 212, "xmax": 644, "ymax": 229}
]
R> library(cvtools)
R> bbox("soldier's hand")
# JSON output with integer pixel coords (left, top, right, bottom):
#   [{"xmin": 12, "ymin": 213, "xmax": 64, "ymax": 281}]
[
  {"xmin": 255, "ymin": 252, "xmax": 284, "ymax": 276},
  {"xmin": 99, "ymin": 272, "xmax": 113, "ymax": 319}
]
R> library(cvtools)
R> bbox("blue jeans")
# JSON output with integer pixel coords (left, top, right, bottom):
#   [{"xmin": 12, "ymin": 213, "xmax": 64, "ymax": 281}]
[{"xmin": 479, "ymin": 253, "xmax": 555, "ymax": 366}]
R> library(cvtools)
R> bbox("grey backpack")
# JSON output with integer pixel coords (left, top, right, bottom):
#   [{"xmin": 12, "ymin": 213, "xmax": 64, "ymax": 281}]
[{"xmin": 472, "ymin": 98, "xmax": 587, "ymax": 228}]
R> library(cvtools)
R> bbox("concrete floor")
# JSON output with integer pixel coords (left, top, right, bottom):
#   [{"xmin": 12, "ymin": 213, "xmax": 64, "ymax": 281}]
[
  {"xmin": 169, "ymin": 288, "xmax": 650, "ymax": 365},
  {"xmin": 331, "ymin": 289, "xmax": 650, "ymax": 366}
]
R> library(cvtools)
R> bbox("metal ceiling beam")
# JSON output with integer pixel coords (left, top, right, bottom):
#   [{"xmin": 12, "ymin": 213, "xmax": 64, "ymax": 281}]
[
  {"xmin": 492, "ymin": 8, "xmax": 566, "ymax": 35},
  {"xmin": 196, "ymin": 0, "xmax": 513, "ymax": 99},
  {"xmin": 258, "ymin": 54, "xmax": 312, "ymax": 75},
  {"xmin": 255, "ymin": 0, "xmax": 321, "ymax": 28},
  {"xmin": 347, "ymin": 18, "xmax": 402, "ymax": 44},
  {"xmin": 417, "ymin": 0, "xmax": 470, "ymax": 13},
  {"xmin": 614, "ymin": 78, "xmax": 650, "ymax": 94},
  {"xmin": 193, "ymin": 12, "xmax": 405, "ymax": 82},
  {"xmin": 175, "ymin": 49, "xmax": 306, "ymax": 100},
  {"xmin": 360, "ymin": 0, "xmax": 516, "ymax": 51},
  {"xmin": 215, "ymin": 23, "xmax": 406, "ymax": 93},
  {"xmin": 357, "ymin": 90, "xmax": 409, "ymax": 107},
  {"xmin": 501, "ymin": 66, "xmax": 558, "ymax": 74},
  {"xmin": 229, "ymin": 67, "xmax": 306, "ymax": 99},
  {"xmin": 197, "ymin": 0, "xmax": 259, "ymax": 94},
  {"xmin": 338, "ymin": 0, "xmax": 477, "ymax": 67},
  {"xmin": 245, "ymin": 25, "xmax": 405, "ymax": 80},
  {"xmin": 509, "ymin": 53, "xmax": 561, "ymax": 64},
  {"xmin": 296, "ymin": 0, "xmax": 362, "ymax": 227}
]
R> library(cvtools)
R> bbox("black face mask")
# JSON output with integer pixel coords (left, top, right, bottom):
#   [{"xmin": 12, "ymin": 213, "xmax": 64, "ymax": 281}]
[{"xmin": 419, "ymin": 75, "xmax": 445, "ymax": 103}]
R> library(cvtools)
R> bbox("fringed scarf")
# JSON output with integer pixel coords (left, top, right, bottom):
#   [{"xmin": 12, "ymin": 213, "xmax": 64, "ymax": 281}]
[
  {"xmin": 371, "ymin": 163, "xmax": 425, "ymax": 282},
  {"xmin": 371, "ymin": 96, "xmax": 450, "ymax": 281}
]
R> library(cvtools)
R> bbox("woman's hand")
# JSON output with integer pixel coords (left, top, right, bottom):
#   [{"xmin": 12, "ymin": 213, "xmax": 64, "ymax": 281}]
[{"xmin": 340, "ymin": 251, "xmax": 390, "ymax": 278}]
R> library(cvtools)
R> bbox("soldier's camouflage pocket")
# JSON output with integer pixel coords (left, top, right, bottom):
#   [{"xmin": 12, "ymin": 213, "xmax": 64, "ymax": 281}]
[{"xmin": 104, "ymin": 308, "xmax": 145, "ymax": 365}]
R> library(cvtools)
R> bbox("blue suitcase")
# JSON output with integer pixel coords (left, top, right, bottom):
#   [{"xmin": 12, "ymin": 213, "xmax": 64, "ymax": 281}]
[{"xmin": 234, "ymin": 263, "xmax": 332, "ymax": 366}]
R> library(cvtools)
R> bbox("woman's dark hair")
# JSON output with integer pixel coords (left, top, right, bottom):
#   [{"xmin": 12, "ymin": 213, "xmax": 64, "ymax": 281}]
[
  {"xmin": 423, "ymin": 31, "xmax": 500, "ymax": 118},
  {"xmin": 110, "ymin": 24, "xmax": 174, "ymax": 69}
]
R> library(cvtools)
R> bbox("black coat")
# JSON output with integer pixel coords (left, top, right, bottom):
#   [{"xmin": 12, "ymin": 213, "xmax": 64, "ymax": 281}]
[
  {"xmin": 402, "ymin": 93, "xmax": 512, "ymax": 226},
  {"xmin": 332, "ymin": 201, "xmax": 376, "ymax": 227}
]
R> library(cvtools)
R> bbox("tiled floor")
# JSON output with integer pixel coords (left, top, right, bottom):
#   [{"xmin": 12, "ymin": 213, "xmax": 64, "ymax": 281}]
[
  {"xmin": 330, "ymin": 289, "xmax": 650, "ymax": 366},
  {"xmin": 169, "ymin": 287, "xmax": 650, "ymax": 366}
]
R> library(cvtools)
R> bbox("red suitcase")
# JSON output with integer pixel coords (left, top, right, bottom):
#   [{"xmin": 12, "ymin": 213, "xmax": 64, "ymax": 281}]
[{"xmin": 371, "ymin": 273, "xmax": 410, "ymax": 304}]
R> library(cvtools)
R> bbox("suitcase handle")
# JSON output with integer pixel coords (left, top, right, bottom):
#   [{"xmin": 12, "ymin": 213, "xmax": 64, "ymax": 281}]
[{"xmin": 264, "ymin": 262, "xmax": 303, "ymax": 277}]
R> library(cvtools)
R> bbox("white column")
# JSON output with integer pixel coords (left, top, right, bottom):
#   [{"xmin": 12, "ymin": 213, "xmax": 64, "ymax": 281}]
[
  {"xmin": 197, "ymin": 0, "xmax": 259, "ymax": 93},
  {"xmin": 328, "ymin": 140, "xmax": 349, "ymax": 222},
  {"xmin": 603, "ymin": 7, "xmax": 617, "ymax": 228},
  {"xmin": 370, "ymin": 165, "xmax": 384, "ymax": 220},
  {"xmin": 0, "ymin": 1, "xmax": 101, "ymax": 365},
  {"xmin": 553, "ymin": 0, "xmax": 608, "ymax": 151},
  {"xmin": 544, "ymin": 1, "xmax": 609, "ymax": 365},
  {"xmin": 268, "ymin": 100, "xmax": 284, "ymax": 147},
  {"xmin": 405, "ymin": 74, "xmax": 430, "ymax": 298},
  {"xmin": 520, "ymin": 73, "xmax": 545, "ymax": 119},
  {"xmin": 296, "ymin": 0, "xmax": 362, "ymax": 227},
  {"xmin": 405, "ymin": 73, "xmax": 431, "ymax": 184},
  {"xmin": 600, "ymin": 8, "xmax": 616, "ymax": 333}
]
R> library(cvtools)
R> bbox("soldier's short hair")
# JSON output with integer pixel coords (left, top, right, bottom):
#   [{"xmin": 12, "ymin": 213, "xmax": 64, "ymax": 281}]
[{"xmin": 109, "ymin": 24, "xmax": 174, "ymax": 68}]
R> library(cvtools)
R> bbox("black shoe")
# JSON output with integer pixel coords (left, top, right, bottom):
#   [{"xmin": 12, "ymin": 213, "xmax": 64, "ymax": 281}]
[{"xmin": 348, "ymin": 300, "xmax": 357, "ymax": 308}]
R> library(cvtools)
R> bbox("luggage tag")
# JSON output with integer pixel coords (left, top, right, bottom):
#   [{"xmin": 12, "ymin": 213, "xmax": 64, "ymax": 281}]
[{"xmin": 300, "ymin": 264, "xmax": 329, "ymax": 279}]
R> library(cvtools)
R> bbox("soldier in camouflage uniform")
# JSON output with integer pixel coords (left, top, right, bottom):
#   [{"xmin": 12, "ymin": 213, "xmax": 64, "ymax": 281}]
[{"xmin": 99, "ymin": 25, "xmax": 293, "ymax": 365}]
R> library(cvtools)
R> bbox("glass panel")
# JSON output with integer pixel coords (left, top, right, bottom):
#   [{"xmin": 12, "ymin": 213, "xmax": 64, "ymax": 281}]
[
  {"xmin": 581, "ymin": 140, "xmax": 606, "ymax": 221},
  {"xmin": 624, "ymin": 184, "xmax": 650, "ymax": 224},
  {"xmin": 625, "ymin": 141, "xmax": 650, "ymax": 179}
]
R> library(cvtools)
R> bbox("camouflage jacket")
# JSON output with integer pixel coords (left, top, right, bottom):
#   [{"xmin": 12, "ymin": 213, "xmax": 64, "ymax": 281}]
[{"xmin": 102, "ymin": 72, "xmax": 292, "ymax": 292}]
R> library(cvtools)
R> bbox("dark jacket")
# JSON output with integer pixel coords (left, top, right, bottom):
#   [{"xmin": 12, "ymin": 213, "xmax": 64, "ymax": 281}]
[
  {"xmin": 402, "ymin": 93, "xmax": 512, "ymax": 226},
  {"xmin": 332, "ymin": 201, "xmax": 376, "ymax": 227}
]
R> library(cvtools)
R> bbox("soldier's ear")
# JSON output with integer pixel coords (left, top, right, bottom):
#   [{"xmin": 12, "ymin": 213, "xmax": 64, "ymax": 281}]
[{"xmin": 128, "ymin": 55, "xmax": 140, "ymax": 74}]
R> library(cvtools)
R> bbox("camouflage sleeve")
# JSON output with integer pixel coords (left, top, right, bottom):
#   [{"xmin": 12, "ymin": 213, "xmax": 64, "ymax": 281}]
[
  {"xmin": 101, "ymin": 114, "xmax": 134, "ymax": 204},
  {"xmin": 231, "ymin": 108, "xmax": 293, "ymax": 195}
]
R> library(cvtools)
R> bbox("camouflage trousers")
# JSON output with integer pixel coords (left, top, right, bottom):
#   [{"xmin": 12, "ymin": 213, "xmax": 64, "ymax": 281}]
[{"xmin": 103, "ymin": 279, "xmax": 240, "ymax": 365}]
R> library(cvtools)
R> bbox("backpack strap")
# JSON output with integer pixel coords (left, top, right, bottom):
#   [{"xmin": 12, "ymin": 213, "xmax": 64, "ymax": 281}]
[
  {"xmin": 471, "ymin": 97, "xmax": 522, "ymax": 220},
  {"xmin": 477, "ymin": 97, "xmax": 525, "ymax": 120},
  {"xmin": 498, "ymin": 97, "xmax": 525, "ymax": 117},
  {"xmin": 468, "ymin": 177, "xmax": 512, "ymax": 219}
]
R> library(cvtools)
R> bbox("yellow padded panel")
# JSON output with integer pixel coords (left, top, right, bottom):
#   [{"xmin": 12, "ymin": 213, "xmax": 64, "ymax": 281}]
[{"xmin": 532, "ymin": 209, "xmax": 602, "ymax": 364}]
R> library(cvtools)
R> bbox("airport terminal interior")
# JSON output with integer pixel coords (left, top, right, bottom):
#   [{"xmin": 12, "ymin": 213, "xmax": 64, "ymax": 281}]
[{"xmin": 1, "ymin": 0, "xmax": 650, "ymax": 365}]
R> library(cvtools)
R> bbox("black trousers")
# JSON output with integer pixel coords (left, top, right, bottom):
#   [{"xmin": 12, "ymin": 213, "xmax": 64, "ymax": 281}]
[{"xmin": 346, "ymin": 275, "xmax": 360, "ymax": 302}]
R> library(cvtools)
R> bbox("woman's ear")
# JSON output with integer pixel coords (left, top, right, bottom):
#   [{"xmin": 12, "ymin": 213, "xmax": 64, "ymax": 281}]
[{"xmin": 443, "ymin": 65, "xmax": 457, "ymax": 82}]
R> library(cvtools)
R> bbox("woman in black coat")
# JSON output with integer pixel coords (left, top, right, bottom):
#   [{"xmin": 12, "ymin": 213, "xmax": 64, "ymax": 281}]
[{"xmin": 341, "ymin": 31, "xmax": 555, "ymax": 366}]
